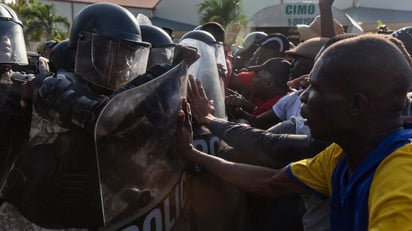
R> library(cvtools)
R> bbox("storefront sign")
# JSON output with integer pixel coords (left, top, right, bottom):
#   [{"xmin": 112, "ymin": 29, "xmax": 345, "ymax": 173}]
[
  {"xmin": 285, "ymin": 3, "xmax": 316, "ymax": 26},
  {"xmin": 251, "ymin": 3, "xmax": 320, "ymax": 27}
]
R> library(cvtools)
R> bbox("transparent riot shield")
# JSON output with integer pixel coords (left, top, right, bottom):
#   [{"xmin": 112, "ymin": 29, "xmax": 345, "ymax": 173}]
[
  {"xmin": 179, "ymin": 38, "xmax": 227, "ymax": 119},
  {"xmin": 179, "ymin": 38, "xmax": 242, "ymax": 231},
  {"xmin": 95, "ymin": 62, "xmax": 188, "ymax": 230}
]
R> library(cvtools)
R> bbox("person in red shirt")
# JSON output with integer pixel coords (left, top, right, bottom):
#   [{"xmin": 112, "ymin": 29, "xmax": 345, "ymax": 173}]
[
  {"xmin": 226, "ymin": 57, "xmax": 290, "ymax": 128},
  {"xmin": 228, "ymin": 33, "xmax": 291, "ymax": 99}
]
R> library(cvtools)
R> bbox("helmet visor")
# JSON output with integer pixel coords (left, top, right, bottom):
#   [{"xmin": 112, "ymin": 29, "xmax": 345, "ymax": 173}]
[
  {"xmin": 147, "ymin": 46, "xmax": 175, "ymax": 69},
  {"xmin": 75, "ymin": 32, "xmax": 150, "ymax": 90},
  {"xmin": 0, "ymin": 20, "xmax": 27, "ymax": 65}
]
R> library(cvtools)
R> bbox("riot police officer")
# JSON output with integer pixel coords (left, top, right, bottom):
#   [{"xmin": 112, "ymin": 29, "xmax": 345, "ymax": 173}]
[
  {"xmin": 0, "ymin": 3, "xmax": 30, "ymax": 192},
  {"xmin": 48, "ymin": 39, "xmax": 75, "ymax": 73},
  {"xmin": 1, "ymin": 1, "xmax": 198, "ymax": 229},
  {"xmin": 0, "ymin": 3, "xmax": 45, "ymax": 229},
  {"xmin": 0, "ymin": 2, "xmax": 193, "ymax": 229}
]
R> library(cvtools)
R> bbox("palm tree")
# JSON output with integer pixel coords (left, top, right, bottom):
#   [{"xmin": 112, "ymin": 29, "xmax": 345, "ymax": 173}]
[
  {"xmin": 198, "ymin": 0, "xmax": 247, "ymax": 28},
  {"xmin": 7, "ymin": 0, "xmax": 70, "ymax": 42},
  {"xmin": 21, "ymin": 3, "xmax": 70, "ymax": 41}
]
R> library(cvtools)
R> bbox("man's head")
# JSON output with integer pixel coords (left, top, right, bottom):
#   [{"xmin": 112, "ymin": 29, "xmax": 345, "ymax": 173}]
[
  {"xmin": 285, "ymin": 37, "xmax": 328, "ymax": 81},
  {"xmin": 232, "ymin": 31, "xmax": 267, "ymax": 71},
  {"xmin": 252, "ymin": 33, "xmax": 290, "ymax": 64},
  {"xmin": 69, "ymin": 3, "xmax": 151, "ymax": 91},
  {"xmin": 249, "ymin": 57, "xmax": 290, "ymax": 99},
  {"xmin": 300, "ymin": 34, "xmax": 411, "ymax": 140},
  {"xmin": 0, "ymin": 33, "xmax": 11, "ymax": 62}
]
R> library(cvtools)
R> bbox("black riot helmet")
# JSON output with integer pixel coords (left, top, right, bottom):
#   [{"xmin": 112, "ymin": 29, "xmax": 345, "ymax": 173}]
[
  {"xmin": 49, "ymin": 39, "xmax": 75, "ymax": 72},
  {"xmin": 180, "ymin": 30, "xmax": 217, "ymax": 44},
  {"xmin": 69, "ymin": 3, "xmax": 151, "ymax": 91},
  {"xmin": 196, "ymin": 22, "xmax": 225, "ymax": 43},
  {"xmin": 140, "ymin": 24, "xmax": 176, "ymax": 69},
  {"xmin": 180, "ymin": 30, "xmax": 227, "ymax": 76},
  {"xmin": 392, "ymin": 26, "xmax": 412, "ymax": 56},
  {"xmin": 0, "ymin": 3, "xmax": 28, "ymax": 69}
]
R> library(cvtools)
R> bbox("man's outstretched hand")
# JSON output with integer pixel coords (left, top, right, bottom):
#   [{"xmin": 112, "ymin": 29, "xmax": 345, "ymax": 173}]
[
  {"xmin": 174, "ymin": 97, "xmax": 194, "ymax": 157},
  {"xmin": 187, "ymin": 75, "xmax": 216, "ymax": 126}
]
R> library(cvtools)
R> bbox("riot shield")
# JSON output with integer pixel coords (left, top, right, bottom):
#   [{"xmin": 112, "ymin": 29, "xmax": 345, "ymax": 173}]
[
  {"xmin": 95, "ymin": 62, "xmax": 188, "ymax": 230},
  {"xmin": 179, "ymin": 38, "xmax": 227, "ymax": 119},
  {"xmin": 179, "ymin": 38, "xmax": 244, "ymax": 231}
]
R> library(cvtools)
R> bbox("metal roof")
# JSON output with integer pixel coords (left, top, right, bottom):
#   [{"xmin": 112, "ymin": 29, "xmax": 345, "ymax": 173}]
[
  {"xmin": 151, "ymin": 17, "xmax": 196, "ymax": 31},
  {"xmin": 346, "ymin": 7, "xmax": 412, "ymax": 24},
  {"xmin": 56, "ymin": 0, "xmax": 160, "ymax": 9}
]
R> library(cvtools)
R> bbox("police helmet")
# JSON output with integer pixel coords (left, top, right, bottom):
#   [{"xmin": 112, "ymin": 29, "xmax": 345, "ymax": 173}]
[
  {"xmin": 141, "ymin": 24, "xmax": 173, "ymax": 48},
  {"xmin": 0, "ymin": 3, "xmax": 27, "ymax": 66},
  {"xmin": 196, "ymin": 22, "xmax": 225, "ymax": 43},
  {"xmin": 49, "ymin": 39, "xmax": 75, "ymax": 72},
  {"xmin": 69, "ymin": 3, "xmax": 151, "ymax": 91},
  {"xmin": 392, "ymin": 26, "xmax": 412, "ymax": 56},
  {"xmin": 141, "ymin": 24, "xmax": 176, "ymax": 69},
  {"xmin": 180, "ymin": 30, "xmax": 217, "ymax": 44}
]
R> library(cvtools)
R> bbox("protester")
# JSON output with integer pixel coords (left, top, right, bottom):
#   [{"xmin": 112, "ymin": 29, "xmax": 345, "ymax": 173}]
[
  {"xmin": 238, "ymin": 37, "xmax": 329, "ymax": 132},
  {"xmin": 225, "ymin": 57, "xmax": 290, "ymax": 128},
  {"xmin": 228, "ymin": 33, "xmax": 290, "ymax": 101},
  {"xmin": 176, "ymin": 34, "xmax": 412, "ymax": 230},
  {"xmin": 188, "ymin": 73, "xmax": 333, "ymax": 230},
  {"xmin": 248, "ymin": 33, "xmax": 290, "ymax": 66},
  {"xmin": 287, "ymin": 37, "xmax": 328, "ymax": 80},
  {"xmin": 231, "ymin": 31, "xmax": 267, "ymax": 74}
]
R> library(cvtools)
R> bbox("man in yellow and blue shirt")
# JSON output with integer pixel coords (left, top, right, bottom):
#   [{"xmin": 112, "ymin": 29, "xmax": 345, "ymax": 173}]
[{"xmin": 176, "ymin": 33, "xmax": 412, "ymax": 230}]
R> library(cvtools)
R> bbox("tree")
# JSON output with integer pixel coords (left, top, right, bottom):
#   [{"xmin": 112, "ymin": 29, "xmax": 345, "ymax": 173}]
[
  {"xmin": 198, "ymin": 0, "xmax": 247, "ymax": 28},
  {"xmin": 7, "ymin": 0, "xmax": 70, "ymax": 42}
]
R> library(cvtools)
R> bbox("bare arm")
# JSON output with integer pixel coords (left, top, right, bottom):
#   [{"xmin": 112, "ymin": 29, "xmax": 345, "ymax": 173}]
[
  {"xmin": 251, "ymin": 108, "xmax": 281, "ymax": 129},
  {"xmin": 319, "ymin": 0, "xmax": 336, "ymax": 38},
  {"xmin": 175, "ymin": 97, "xmax": 305, "ymax": 198},
  {"xmin": 186, "ymin": 75, "xmax": 329, "ymax": 167},
  {"xmin": 184, "ymin": 147, "xmax": 303, "ymax": 197}
]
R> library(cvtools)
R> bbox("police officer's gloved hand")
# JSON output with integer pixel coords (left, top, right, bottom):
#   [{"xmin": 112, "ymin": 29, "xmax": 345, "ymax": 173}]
[{"xmin": 33, "ymin": 73, "xmax": 107, "ymax": 130}]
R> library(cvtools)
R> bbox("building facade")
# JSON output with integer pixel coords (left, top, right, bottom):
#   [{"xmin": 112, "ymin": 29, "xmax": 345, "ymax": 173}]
[{"xmin": 42, "ymin": 0, "xmax": 412, "ymax": 42}]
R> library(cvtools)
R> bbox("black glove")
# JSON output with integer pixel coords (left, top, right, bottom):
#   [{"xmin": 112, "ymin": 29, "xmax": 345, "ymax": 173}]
[{"xmin": 33, "ymin": 73, "xmax": 107, "ymax": 130}]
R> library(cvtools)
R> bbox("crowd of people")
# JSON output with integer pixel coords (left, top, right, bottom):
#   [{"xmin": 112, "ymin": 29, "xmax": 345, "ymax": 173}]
[{"xmin": 0, "ymin": 0, "xmax": 412, "ymax": 230}]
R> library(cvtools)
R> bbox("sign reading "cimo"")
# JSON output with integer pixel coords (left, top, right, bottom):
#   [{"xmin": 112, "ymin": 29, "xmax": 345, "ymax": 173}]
[{"xmin": 285, "ymin": 4, "xmax": 316, "ymax": 26}]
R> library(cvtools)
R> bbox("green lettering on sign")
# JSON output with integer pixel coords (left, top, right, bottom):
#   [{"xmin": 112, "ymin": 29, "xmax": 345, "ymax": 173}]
[{"xmin": 285, "ymin": 4, "xmax": 316, "ymax": 15}]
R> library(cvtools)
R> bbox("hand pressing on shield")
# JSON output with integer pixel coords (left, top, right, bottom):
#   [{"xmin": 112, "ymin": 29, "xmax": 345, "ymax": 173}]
[
  {"xmin": 174, "ymin": 75, "xmax": 217, "ymax": 161},
  {"xmin": 186, "ymin": 75, "xmax": 216, "ymax": 125}
]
